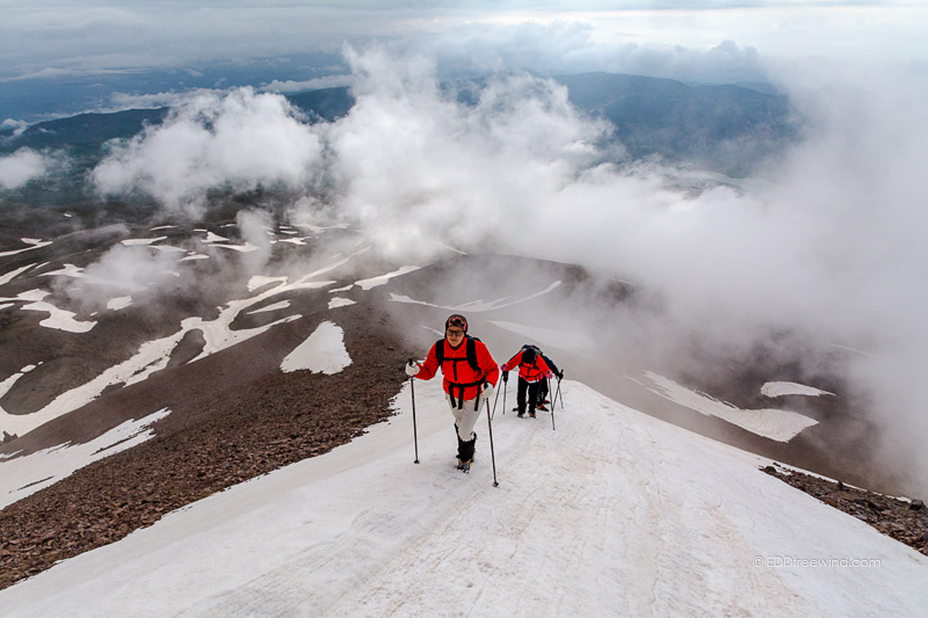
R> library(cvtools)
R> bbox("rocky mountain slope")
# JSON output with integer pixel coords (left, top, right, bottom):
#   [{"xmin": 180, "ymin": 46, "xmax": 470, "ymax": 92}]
[{"xmin": 2, "ymin": 206, "xmax": 926, "ymax": 590}]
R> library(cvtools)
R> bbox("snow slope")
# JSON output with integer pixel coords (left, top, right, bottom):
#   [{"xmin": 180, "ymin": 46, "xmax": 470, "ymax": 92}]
[{"xmin": 1, "ymin": 379, "xmax": 924, "ymax": 617}]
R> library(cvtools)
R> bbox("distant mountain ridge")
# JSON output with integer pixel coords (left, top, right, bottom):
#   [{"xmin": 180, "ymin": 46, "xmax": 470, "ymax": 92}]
[
  {"xmin": 1, "ymin": 72, "xmax": 799, "ymax": 204},
  {"xmin": 553, "ymin": 73, "xmax": 797, "ymax": 176}
]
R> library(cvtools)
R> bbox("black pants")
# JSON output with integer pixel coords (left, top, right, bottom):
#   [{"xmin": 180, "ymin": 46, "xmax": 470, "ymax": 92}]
[
  {"xmin": 517, "ymin": 377, "xmax": 541, "ymax": 415},
  {"xmin": 538, "ymin": 377, "xmax": 549, "ymax": 402}
]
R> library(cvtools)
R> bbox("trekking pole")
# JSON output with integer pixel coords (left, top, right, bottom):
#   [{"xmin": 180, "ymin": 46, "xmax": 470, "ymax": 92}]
[
  {"xmin": 502, "ymin": 376, "xmax": 508, "ymax": 415},
  {"xmin": 550, "ymin": 379, "xmax": 556, "ymax": 431},
  {"xmin": 485, "ymin": 398, "xmax": 499, "ymax": 487},
  {"xmin": 490, "ymin": 380, "xmax": 502, "ymax": 420},
  {"xmin": 555, "ymin": 373, "xmax": 564, "ymax": 410},
  {"xmin": 408, "ymin": 359, "xmax": 419, "ymax": 464}
]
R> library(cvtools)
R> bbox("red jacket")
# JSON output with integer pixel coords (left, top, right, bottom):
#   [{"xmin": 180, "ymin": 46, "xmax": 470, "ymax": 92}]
[
  {"xmin": 501, "ymin": 349, "xmax": 551, "ymax": 383},
  {"xmin": 415, "ymin": 337, "xmax": 499, "ymax": 403}
]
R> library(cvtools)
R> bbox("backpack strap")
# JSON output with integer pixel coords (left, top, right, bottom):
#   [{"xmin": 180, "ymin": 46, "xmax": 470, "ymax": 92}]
[
  {"xmin": 435, "ymin": 336, "xmax": 486, "ymax": 409},
  {"xmin": 465, "ymin": 336, "xmax": 480, "ymax": 372},
  {"xmin": 435, "ymin": 338, "xmax": 446, "ymax": 365},
  {"xmin": 436, "ymin": 336, "xmax": 481, "ymax": 373}
]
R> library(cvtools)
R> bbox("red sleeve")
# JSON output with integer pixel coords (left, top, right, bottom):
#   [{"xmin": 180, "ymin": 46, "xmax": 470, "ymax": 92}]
[
  {"xmin": 501, "ymin": 351, "xmax": 522, "ymax": 373},
  {"xmin": 415, "ymin": 341, "xmax": 441, "ymax": 381},
  {"xmin": 537, "ymin": 356, "xmax": 551, "ymax": 374},
  {"xmin": 476, "ymin": 341, "xmax": 500, "ymax": 387}
]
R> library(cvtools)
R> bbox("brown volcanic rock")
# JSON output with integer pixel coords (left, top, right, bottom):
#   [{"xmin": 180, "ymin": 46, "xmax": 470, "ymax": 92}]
[
  {"xmin": 763, "ymin": 464, "xmax": 928, "ymax": 557},
  {"xmin": 0, "ymin": 302, "xmax": 414, "ymax": 590}
]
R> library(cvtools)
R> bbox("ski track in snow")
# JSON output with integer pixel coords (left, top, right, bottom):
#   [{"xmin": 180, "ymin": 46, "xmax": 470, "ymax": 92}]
[{"xmin": 1, "ymin": 380, "xmax": 924, "ymax": 617}]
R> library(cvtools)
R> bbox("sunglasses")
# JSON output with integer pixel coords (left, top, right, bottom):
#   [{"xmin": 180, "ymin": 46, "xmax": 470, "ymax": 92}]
[{"xmin": 446, "ymin": 328, "xmax": 465, "ymax": 337}]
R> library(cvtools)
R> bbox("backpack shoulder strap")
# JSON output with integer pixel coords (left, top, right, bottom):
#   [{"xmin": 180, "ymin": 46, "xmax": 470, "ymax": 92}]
[
  {"xmin": 435, "ymin": 336, "xmax": 482, "ymax": 374},
  {"xmin": 465, "ymin": 336, "xmax": 480, "ymax": 372},
  {"xmin": 434, "ymin": 338, "xmax": 446, "ymax": 364}
]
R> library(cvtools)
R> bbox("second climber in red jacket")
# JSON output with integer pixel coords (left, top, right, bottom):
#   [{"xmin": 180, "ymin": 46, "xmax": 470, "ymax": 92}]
[
  {"xmin": 501, "ymin": 344, "xmax": 552, "ymax": 418},
  {"xmin": 405, "ymin": 314, "xmax": 499, "ymax": 470}
]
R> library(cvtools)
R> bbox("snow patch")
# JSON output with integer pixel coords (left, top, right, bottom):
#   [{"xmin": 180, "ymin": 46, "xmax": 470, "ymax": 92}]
[
  {"xmin": 274, "ymin": 237, "xmax": 308, "ymax": 246},
  {"xmin": 0, "ymin": 365, "xmax": 37, "ymax": 401},
  {"xmin": 280, "ymin": 321, "xmax": 351, "ymax": 375},
  {"xmin": 179, "ymin": 253, "xmax": 210, "ymax": 262},
  {"xmin": 152, "ymin": 245, "xmax": 186, "ymax": 254},
  {"xmin": 0, "ymin": 409, "xmax": 170, "ymax": 509},
  {"xmin": 0, "ymin": 263, "xmax": 36, "ymax": 286},
  {"xmin": 354, "ymin": 265, "xmax": 421, "ymax": 290},
  {"xmin": 328, "ymin": 297, "xmax": 356, "ymax": 309},
  {"xmin": 121, "ymin": 236, "xmax": 167, "ymax": 246},
  {"xmin": 201, "ymin": 231, "xmax": 261, "ymax": 253},
  {"xmin": 1, "ymin": 255, "xmax": 361, "ymax": 435},
  {"xmin": 107, "ymin": 296, "xmax": 133, "ymax": 311},
  {"xmin": 762, "ymin": 382, "xmax": 835, "ymax": 398},
  {"xmin": 14, "ymin": 289, "xmax": 96, "ymax": 333},
  {"xmin": 641, "ymin": 371, "xmax": 819, "ymax": 442},
  {"xmin": 0, "ymin": 238, "xmax": 52, "ymax": 258}
]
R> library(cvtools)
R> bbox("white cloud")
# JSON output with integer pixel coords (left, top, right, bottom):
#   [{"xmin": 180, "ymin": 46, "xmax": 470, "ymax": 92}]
[
  {"xmin": 92, "ymin": 87, "xmax": 324, "ymax": 214},
  {"xmin": 0, "ymin": 148, "xmax": 50, "ymax": 189},
  {"xmin": 236, "ymin": 208, "xmax": 275, "ymax": 274},
  {"xmin": 107, "ymin": 89, "xmax": 219, "ymax": 112},
  {"xmin": 50, "ymin": 242, "xmax": 180, "ymax": 312},
  {"xmin": 261, "ymin": 75, "xmax": 354, "ymax": 94}
]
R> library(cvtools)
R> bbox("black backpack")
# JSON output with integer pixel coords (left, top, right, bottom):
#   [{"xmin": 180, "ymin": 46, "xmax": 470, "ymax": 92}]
[{"xmin": 435, "ymin": 335, "xmax": 481, "ymax": 373}]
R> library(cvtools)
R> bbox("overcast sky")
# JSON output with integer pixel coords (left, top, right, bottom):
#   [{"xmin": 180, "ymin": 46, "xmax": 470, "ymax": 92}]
[{"xmin": 2, "ymin": 1, "xmax": 926, "ymax": 85}]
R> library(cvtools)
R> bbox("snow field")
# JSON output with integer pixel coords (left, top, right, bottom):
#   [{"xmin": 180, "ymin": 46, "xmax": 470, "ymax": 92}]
[{"xmin": 0, "ymin": 379, "xmax": 925, "ymax": 616}]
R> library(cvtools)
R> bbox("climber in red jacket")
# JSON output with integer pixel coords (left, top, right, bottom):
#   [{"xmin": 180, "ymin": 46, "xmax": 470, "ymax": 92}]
[
  {"xmin": 406, "ymin": 314, "xmax": 499, "ymax": 469},
  {"xmin": 501, "ymin": 344, "xmax": 552, "ymax": 418}
]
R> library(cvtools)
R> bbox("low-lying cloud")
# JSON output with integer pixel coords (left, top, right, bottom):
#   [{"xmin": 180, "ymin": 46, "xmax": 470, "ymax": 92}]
[
  {"xmin": 0, "ymin": 148, "xmax": 60, "ymax": 189},
  {"xmin": 92, "ymin": 87, "xmax": 324, "ymax": 214}
]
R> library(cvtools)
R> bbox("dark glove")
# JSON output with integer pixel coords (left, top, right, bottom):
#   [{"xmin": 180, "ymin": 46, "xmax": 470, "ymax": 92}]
[{"xmin": 557, "ymin": 370, "xmax": 564, "ymax": 380}]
